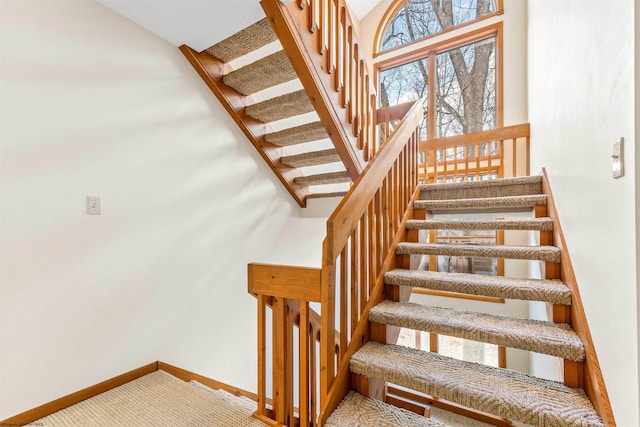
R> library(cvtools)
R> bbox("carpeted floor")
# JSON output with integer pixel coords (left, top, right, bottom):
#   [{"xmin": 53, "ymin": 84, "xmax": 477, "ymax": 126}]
[{"xmin": 35, "ymin": 370, "xmax": 267, "ymax": 427}]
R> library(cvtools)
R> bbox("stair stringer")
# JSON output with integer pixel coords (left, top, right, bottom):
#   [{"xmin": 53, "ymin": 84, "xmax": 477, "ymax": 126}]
[
  {"xmin": 541, "ymin": 169, "xmax": 615, "ymax": 426},
  {"xmin": 180, "ymin": 45, "xmax": 309, "ymax": 207}
]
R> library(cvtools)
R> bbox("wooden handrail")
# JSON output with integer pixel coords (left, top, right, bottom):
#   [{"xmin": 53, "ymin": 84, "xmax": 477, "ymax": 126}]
[
  {"xmin": 327, "ymin": 98, "xmax": 426, "ymax": 260},
  {"xmin": 376, "ymin": 101, "xmax": 416, "ymax": 124},
  {"xmin": 261, "ymin": 0, "xmax": 378, "ymax": 179}
]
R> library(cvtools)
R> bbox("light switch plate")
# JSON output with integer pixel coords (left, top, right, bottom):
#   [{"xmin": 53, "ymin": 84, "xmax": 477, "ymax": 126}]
[
  {"xmin": 612, "ymin": 138, "xmax": 624, "ymax": 179},
  {"xmin": 87, "ymin": 196, "xmax": 101, "ymax": 215}
]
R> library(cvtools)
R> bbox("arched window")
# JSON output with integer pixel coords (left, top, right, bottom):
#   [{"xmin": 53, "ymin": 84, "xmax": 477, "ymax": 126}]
[{"xmin": 378, "ymin": 0, "xmax": 503, "ymax": 53}]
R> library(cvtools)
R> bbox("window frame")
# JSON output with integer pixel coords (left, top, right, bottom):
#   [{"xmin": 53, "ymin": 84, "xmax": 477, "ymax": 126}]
[
  {"xmin": 374, "ymin": 0, "xmax": 504, "ymax": 57},
  {"xmin": 375, "ymin": 22, "xmax": 504, "ymax": 140}
]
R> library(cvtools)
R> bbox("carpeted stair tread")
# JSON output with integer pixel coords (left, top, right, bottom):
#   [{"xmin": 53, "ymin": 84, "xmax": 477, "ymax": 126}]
[
  {"xmin": 245, "ymin": 89, "xmax": 314, "ymax": 123},
  {"xmin": 223, "ymin": 50, "xmax": 297, "ymax": 96},
  {"xmin": 281, "ymin": 148, "xmax": 341, "ymax": 168},
  {"xmin": 370, "ymin": 301, "xmax": 584, "ymax": 361},
  {"xmin": 205, "ymin": 18, "xmax": 278, "ymax": 63},
  {"xmin": 396, "ymin": 242, "xmax": 561, "ymax": 263},
  {"xmin": 407, "ymin": 218, "xmax": 554, "ymax": 231},
  {"xmin": 306, "ymin": 191, "xmax": 348, "ymax": 199},
  {"xmin": 350, "ymin": 342, "xmax": 603, "ymax": 427},
  {"xmin": 414, "ymin": 194, "xmax": 547, "ymax": 211},
  {"xmin": 325, "ymin": 391, "xmax": 447, "ymax": 427},
  {"xmin": 295, "ymin": 171, "xmax": 351, "ymax": 186},
  {"xmin": 384, "ymin": 269, "xmax": 571, "ymax": 305},
  {"xmin": 420, "ymin": 176, "xmax": 542, "ymax": 200},
  {"xmin": 265, "ymin": 121, "xmax": 329, "ymax": 146}
]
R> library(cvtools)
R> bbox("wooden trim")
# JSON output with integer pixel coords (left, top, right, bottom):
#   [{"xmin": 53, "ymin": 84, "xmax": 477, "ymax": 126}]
[
  {"xmin": 1, "ymin": 362, "xmax": 158, "ymax": 425},
  {"xmin": 541, "ymin": 169, "xmax": 616, "ymax": 426},
  {"xmin": 376, "ymin": 23, "xmax": 503, "ymax": 72},
  {"xmin": 373, "ymin": 0, "xmax": 504, "ymax": 58},
  {"xmin": 412, "ymin": 287, "xmax": 505, "ymax": 303},
  {"xmin": 158, "ymin": 362, "xmax": 258, "ymax": 402},
  {"xmin": 248, "ymin": 263, "xmax": 322, "ymax": 302}
]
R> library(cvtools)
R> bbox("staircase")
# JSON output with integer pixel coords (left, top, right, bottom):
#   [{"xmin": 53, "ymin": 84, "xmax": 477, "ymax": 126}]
[{"xmin": 327, "ymin": 175, "xmax": 605, "ymax": 427}]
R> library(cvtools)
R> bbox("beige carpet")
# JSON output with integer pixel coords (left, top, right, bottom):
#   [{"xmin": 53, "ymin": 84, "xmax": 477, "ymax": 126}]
[{"xmin": 35, "ymin": 370, "xmax": 267, "ymax": 427}]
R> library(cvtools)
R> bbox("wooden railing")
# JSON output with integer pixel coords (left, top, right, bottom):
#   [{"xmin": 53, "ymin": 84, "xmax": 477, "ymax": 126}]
[
  {"xmin": 261, "ymin": 0, "xmax": 378, "ymax": 180},
  {"xmin": 248, "ymin": 99, "xmax": 424, "ymax": 427},
  {"xmin": 318, "ymin": 98, "xmax": 425, "ymax": 423},
  {"xmin": 418, "ymin": 123, "xmax": 530, "ymax": 182},
  {"xmin": 249, "ymin": 263, "xmax": 325, "ymax": 426}
]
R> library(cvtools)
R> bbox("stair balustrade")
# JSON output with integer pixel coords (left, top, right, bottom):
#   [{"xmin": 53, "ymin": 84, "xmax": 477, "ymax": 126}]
[
  {"xmin": 318, "ymin": 98, "xmax": 425, "ymax": 424},
  {"xmin": 248, "ymin": 263, "xmax": 331, "ymax": 426},
  {"xmin": 419, "ymin": 123, "xmax": 531, "ymax": 183},
  {"xmin": 261, "ymin": 0, "xmax": 378, "ymax": 179}
]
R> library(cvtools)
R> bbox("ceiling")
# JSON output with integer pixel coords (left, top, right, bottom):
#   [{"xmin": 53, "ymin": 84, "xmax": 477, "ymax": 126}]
[{"xmin": 97, "ymin": 0, "xmax": 385, "ymax": 52}]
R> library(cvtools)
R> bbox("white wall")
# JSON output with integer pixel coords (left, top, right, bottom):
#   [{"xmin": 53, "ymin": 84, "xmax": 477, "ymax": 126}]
[
  {"xmin": 0, "ymin": 0, "xmax": 328, "ymax": 419},
  {"xmin": 528, "ymin": 0, "xmax": 638, "ymax": 425},
  {"xmin": 636, "ymin": 0, "xmax": 640, "ymax": 414}
]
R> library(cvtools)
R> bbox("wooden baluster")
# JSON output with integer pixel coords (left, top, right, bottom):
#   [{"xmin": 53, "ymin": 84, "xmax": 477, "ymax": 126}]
[
  {"xmin": 286, "ymin": 303, "xmax": 294, "ymax": 424},
  {"xmin": 345, "ymin": 26, "xmax": 353, "ymax": 122},
  {"xmin": 257, "ymin": 295, "xmax": 266, "ymax": 417},
  {"xmin": 525, "ymin": 136, "xmax": 531, "ymax": 176},
  {"xmin": 382, "ymin": 174, "xmax": 390, "ymax": 257},
  {"xmin": 340, "ymin": 247, "xmax": 348, "ymax": 359},
  {"xmin": 498, "ymin": 140, "xmax": 504, "ymax": 178},
  {"xmin": 474, "ymin": 144, "xmax": 480, "ymax": 179},
  {"xmin": 309, "ymin": 324, "xmax": 317, "ymax": 426},
  {"xmin": 273, "ymin": 297, "xmax": 287, "ymax": 424},
  {"xmin": 464, "ymin": 145, "xmax": 469, "ymax": 181},
  {"xmin": 327, "ymin": 0, "xmax": 334, "ymax": 75},
  {"xmin": 339, "ymin": 9, "xmax": 347, "ymax": 108},
  {"xmin": 350, "ymin": 227, "xmax": 359, "ymax": 334},
  {"xmin": 368, "ymin": 199, "xmax": 377, "ymax": 289},
  {"xmin": 390, "ymin": 166, "xmax": 398, "ymax": 236},
  {"xmin": 512, "ymin": 137, "xmax": 517, "ymax": 177},
  {"xmin": 299, "ymin": 301, "xmax": 310, "ymax": 427},
  {"xmin": 318, "ymin": 0, "xmax": 326, "ymax": 56},
  {"xmin": 360, "ymin": 211, "xmax": 368, "ymax": 310},
  {"xmin": 430, "ymin": 333, "xmax": 439, "ymax": 353}
]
